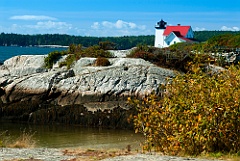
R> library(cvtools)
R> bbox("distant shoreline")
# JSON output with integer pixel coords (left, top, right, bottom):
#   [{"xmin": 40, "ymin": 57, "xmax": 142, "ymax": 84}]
[
  {"xmin": 35, "ymin": 45, "xmax": 69, "ymax": 48},
  {"xmin": 0, "ymin": 45, "xmax": 69, "ymax": 48}
]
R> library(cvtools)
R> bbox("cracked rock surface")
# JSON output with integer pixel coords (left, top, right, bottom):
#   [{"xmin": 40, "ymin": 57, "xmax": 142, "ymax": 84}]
[{"xmin": 0, "ymin": 55, "xmax": 175, "ymax": 108}]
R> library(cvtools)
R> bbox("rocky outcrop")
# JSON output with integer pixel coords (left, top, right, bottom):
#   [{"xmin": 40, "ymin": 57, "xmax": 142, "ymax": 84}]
[
  {"xmin": 0, "ymin": 55, "xmax": 175, "ymax": 126},
  {"xmin": 1, "ymin": 55, "xmax": 47, "ymax": 77},
  {"xmin": 108, "ymin": 49, "xmax": 133, "ymax": 58},
  {"xmin": 0, "ymin": 55, "xmax": 175, "ymax": 106}
]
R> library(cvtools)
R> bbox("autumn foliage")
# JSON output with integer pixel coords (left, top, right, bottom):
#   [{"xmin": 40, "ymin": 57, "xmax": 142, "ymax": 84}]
[
  {"xmin": 129, "ymin": 64, "xmax": 240, "ymax": 155},
  {"xmin": 95, "ymin": 57, "xmax": 111, "ymax": 66}
]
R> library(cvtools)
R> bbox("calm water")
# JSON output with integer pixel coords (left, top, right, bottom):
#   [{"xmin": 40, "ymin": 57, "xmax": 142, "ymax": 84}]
[
  {"xmin": 0, "ymin": 121, "xmax": 143, "ymax": 149},
  {"xmin": 0, "ymin": 46, "xmax": 67, "ymax": 63}
]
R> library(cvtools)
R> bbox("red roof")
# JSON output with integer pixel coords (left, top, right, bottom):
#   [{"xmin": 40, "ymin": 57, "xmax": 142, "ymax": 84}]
[{"xmin": 163, "ymin": 26, "xmax": 191, "ymax": 37}]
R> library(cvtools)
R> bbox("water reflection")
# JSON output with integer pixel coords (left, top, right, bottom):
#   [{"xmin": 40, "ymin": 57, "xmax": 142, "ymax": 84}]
[{"xmin": 0, "ymin": 121, "xmax": 143, "ymax": 150}]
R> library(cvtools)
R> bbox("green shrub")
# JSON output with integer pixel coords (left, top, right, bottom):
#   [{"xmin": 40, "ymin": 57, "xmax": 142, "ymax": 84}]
[
  {"xmin": 62, "ymin": 54, "xmax": 77, "ymax": 69},
  {"xmin": 58, "ymin": 61, "xmax": 67, "ymax": 68},
  {"xmin": 129, "ymin": 65, "xmax": 240, "ymax": 155},
  {"xmin": 95, "ymin": 57, "xmax": 110, "ymax": 66},
  {"xmin": 81, "ymin": 45, "xmax": 113, "ymax": 58},
  {"xmin": 68, "ymin": 44, "xmax": 83, "ymax": 54},
  {"xmin": 44, "ymin": 51, "xmax": 66, "ymax": 69},
  {"xmin": 45, "ymin": 44, "xmax": 113, "ymax": 69}
]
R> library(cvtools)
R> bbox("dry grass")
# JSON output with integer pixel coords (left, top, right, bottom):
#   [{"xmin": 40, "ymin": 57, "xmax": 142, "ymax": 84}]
[
  {"xmin": 0, "ymin": 130, "xmax": 36, "ymax": 148},
  {"xmin": 62, "ymin": 145, "xmax": 135, "ymax": 161},
  {"xmin": 198, "ymin": 152, "xmax": 240, "ymax": 161},
  {"xmin": 0, "ymin": 131, "xmax": 11, "ymax": 147},
  {"xmin": 8, "ymin": 131, "xmax": 36, "ymax": 148}
]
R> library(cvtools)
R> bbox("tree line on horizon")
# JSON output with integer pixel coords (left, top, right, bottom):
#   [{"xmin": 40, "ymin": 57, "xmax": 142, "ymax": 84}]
[{"xmin": 0, "ymin": 31, "xmax": 240, "ymax": 50}]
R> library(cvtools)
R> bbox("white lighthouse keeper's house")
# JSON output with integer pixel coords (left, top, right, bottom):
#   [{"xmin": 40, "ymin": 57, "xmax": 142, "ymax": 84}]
[{"xmin": 154, "ymin": 19, "xmax": 194, "ymax": 48}]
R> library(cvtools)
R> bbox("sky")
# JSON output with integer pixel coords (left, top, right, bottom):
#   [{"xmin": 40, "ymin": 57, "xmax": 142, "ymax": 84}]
[{"xmin": 0, "ymin": 0, "xmax": 239, "ymax": 37}]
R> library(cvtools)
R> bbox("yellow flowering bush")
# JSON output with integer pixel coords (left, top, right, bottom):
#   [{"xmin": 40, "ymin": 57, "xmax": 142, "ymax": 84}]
[{"xmin": 129, "ymin": 65, "xmax": 240, "ymax": 155}]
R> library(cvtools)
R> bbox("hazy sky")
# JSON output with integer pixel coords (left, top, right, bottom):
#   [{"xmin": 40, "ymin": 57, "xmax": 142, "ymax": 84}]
[{"xmin": 0, "ymin": 0, "xmax": 239, "ymax": 36}]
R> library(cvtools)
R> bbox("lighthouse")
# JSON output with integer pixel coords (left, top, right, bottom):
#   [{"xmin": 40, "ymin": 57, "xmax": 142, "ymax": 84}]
[
  {"xmin": 154, "ymin": 19, "xmax": 194, "ymax": 48},
  {"xmin": 154, "ymin": 19, "xmax": 167, "ymax": 48}
]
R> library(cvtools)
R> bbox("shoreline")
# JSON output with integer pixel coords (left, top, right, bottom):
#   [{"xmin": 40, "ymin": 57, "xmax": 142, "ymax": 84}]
[
  {"xmin": 0, "ymin": 147, "xmax": 220, "ymax": 161},
  {"xmin": 34, "ymin": 45, "xmax": 69, "ymax": 48}
]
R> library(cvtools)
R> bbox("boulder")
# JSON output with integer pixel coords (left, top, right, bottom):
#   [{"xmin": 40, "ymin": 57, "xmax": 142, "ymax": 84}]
[{"xmin": 1, "ymin": 55, "xmax": 47, "ymax": 77}]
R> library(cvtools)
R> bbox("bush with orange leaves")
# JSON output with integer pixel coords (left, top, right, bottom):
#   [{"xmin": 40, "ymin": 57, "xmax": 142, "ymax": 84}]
[{"xmin": 129, "ymin": 64, "xmax": 240, "ymax": 155}]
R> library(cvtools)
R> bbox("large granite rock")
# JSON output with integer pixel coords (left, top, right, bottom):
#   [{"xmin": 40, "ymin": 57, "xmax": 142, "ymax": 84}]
[
  {"xmin": 0, "ymin": 56, "xmax": 175, "ymax": 109},
  {"xmin": 1, "ymin": 55, "xmax": 47, "ymax": 77}
]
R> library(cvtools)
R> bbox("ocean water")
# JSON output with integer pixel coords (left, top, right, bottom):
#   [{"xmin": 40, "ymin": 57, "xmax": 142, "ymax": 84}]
[{"xmin": 0, "ymin": 46, "xmax": 67, "ymax": 63}]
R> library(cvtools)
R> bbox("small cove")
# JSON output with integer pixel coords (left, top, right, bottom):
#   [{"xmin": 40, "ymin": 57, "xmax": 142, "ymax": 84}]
[
  {"xmin": 0, "ymin": 121, "xmax": 143, "ymax": 150},
  {"xmin": 0, "ymin": 46, "xmax": 144, "ymax": 151}
]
